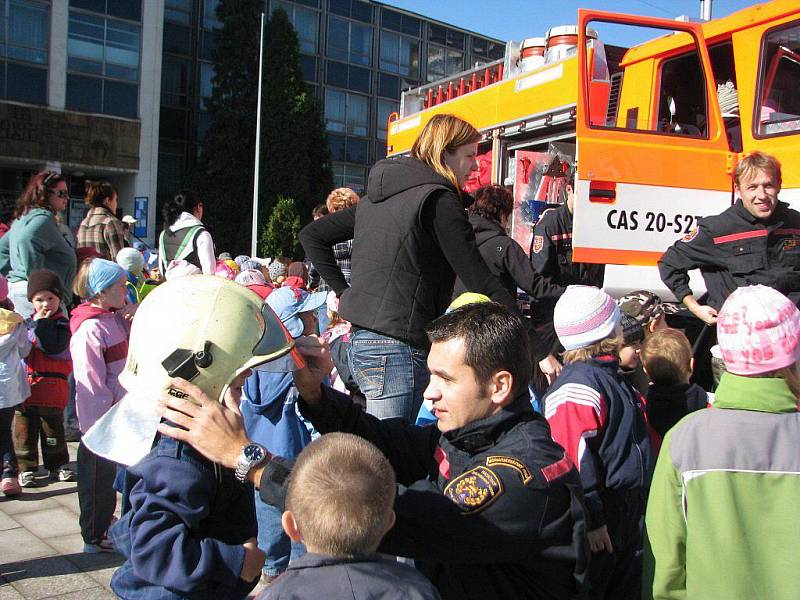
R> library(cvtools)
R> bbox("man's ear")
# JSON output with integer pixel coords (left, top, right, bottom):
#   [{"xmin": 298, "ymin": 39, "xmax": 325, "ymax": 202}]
[
  {"xmin": 282, "ymin": 510, "xmax": 303, "ymax": 543},
  {"xmin": 489, "ymin": 370, "xmax": 514, "ymax": 406},
  {"xmin": 383, "ymin": 509, "xmax": 396, "ymax": 536}
]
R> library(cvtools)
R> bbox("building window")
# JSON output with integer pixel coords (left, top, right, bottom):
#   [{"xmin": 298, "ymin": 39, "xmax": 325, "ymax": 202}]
[
  {"xmin": 429, "ymin": 25, "xmax": 464, "ymax": 50},
  {"xmin": 164, "ymin": 22, "xmax": 191, "ymax": 55},
  {"xmin": 471, "ymin": 36, "xmax": 504, "ymax": 62},
  {"xmin": 325, "ymin": 89, "xmax": 368, "ymax": 136},
  {"xmin": 328, "ymin": 16, "xmax": 371, "ymax": 66},
  {"xmin": 165, "ymin": 0, "xmax": 191, "ymax": 25},
  {"xmin": 332, "ymin": 163, "xmax": 367, "ymax": 194},
  {"xmin": 71, "ymin": 0, "xmax": 141, "ymax": 22},
  {"xmin": 326, "ymin": 60, "xmax": 370, "ymax": 94},
  {"xmin": 380, "ymin": 31, "xmax": 418, "ymax": 77},
  {"xmin": 272, "ymin": 1, "xmax": 319, "ymax": 55},
  {"xmin": 202, "ymin": 0, "xmax": 221, "ymax": 29},
  {"xmin": 427, "ymin": 45, "xmax": 464, "ymax": 82},
  {"xmin": 376, "ymin": 98, "xmax": 398, "ymax": 141},
  {"xmin": 300, "ymin": 54, "xmax": 317, "ymax": 82},
  {"xmin": 378, "ymin": 73, "xmax": 398, "ymax": 99},
  {"xmin": 161, "ymin": 56, "xmax": 189, "ymax": 107},
  {"xmin": 328, "ymin": 0, "xmax": 372, "ymax": 24},
  {"xmin": 67, "ymin": 10, "xmax": 141, "ymax": 118},
  {"xmin": 381, "ymin": 9, "xmax": 420, "ymax": 37},
  {"xmin": 0, "ymin": 0, "xmax": 49, "ymax": 105}
]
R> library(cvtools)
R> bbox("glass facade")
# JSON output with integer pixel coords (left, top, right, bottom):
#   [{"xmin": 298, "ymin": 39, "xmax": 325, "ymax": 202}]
[
  {"xmin": 0, "ymin": 0, "xmax": 49, "ymax": 105},
  {"xmin": 157, "ymin": 0, "xmax": 502, "ymax": 197},
  {"xmin": 66, "ymin": 3, "xmax": 141, "ymax": 118}
]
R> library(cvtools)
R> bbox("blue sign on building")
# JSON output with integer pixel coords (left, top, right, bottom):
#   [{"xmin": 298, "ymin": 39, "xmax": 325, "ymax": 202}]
[{"xmin": 134, "ymin": 197, "xmax": 148, "ymax": 237}]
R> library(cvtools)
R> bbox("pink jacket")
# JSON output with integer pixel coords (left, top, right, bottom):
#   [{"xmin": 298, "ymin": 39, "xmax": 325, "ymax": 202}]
[{"xmin": 69, "ymin": 304, "xmax": 130, "ymax": 433}]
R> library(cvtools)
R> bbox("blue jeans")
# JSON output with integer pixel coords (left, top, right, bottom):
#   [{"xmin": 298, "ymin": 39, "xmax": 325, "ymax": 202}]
[
  {"xmin": 348, "ymin": 329, "xmax": 428, "ymax": 422},
  {"xmin": 254, "ymin": 490, "xmax": 305, "ymax": 576},
  {"xmin": 316, "ymin": 305, "xmax": 330, "ymax": 335}
]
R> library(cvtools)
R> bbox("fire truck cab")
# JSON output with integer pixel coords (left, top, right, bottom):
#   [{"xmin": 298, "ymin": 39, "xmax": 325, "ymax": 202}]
[{"xmin": 385, "ymin": 0, "xmax": 800, "ymax": 299}]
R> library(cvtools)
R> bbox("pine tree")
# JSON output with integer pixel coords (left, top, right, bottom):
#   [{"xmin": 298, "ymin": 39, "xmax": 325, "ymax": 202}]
[
  {"xmin": 261, "ymin": 7, "xmax": 332, "ymax": 225},
  {"xmin": 260, "ymin": 196, "xmax": 301, "ymax": 259},
  {"xmin": 189, "ymin": 0, "xmax": 260, "ymax": 256},
  {"xmin": 189, "ymin": 2, "xmax": 332, "ymax": 255}
]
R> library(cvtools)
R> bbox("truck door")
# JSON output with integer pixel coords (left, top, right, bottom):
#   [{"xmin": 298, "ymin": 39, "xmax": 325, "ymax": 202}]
[
  {"xmin": 734, "ymin": 15, "xmax": 800, "ymax": 208},
  {"xmin": 572, "ymin": 11, "xmax": 733, "ymax": 269}
]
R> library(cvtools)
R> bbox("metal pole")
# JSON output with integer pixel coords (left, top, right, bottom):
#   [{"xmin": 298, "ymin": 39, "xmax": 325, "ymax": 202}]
[
  {"xmin": 700, "ymin": 0, "xmax": 712, "ymax": 21},
  {"xmin": 251, "ymin": 12, "xmax": 266, "ymax": 257}
]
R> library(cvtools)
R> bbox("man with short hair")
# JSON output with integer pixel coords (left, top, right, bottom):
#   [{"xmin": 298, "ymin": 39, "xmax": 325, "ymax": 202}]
[
  {"xmin": 159, "ymin": 303, "xmax": 589, "ymax": 600},
  {"xmin": 659, "ymin": 151, "xmax": 800, "ymax": 323}
]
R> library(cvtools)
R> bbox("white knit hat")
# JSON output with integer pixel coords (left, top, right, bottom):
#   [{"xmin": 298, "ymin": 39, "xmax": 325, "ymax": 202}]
[{"xmin": 554, "ymin": 285, "xmax": 621, "ymax": 351}]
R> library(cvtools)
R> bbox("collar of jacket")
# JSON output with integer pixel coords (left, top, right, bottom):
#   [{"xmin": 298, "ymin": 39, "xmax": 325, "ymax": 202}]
[
  {"xmin": 286, "ymin": 552, "xmax": 380, "ymax": 571},
  {"xmin": 732, "ymin": 197, "xmax": 791, "ymax": 225},
  {"xmin": 443, "ymin": 393, "xmax": 534, "ymax": 454},
  {"xmin": 87, "ymin": 206, "xmax": 115, "ymax": 219},
  {"xmin": 589, "ymin": 354, "xmax": 620, "ymax": 372},
  {"xmin": 714, "ymin": 372, "xmax": 798, "ymax": 413}
]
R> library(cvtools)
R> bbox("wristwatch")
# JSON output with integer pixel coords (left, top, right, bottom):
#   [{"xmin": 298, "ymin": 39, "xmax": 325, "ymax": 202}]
[{"xmin": 235, "ymin": 442, "xmax": 269, "ymax": 483}]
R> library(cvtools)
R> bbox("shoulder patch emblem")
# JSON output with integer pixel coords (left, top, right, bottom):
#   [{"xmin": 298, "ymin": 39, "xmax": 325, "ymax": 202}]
[
  {"xmin": 486, "ymin": 455, "xmax": 533, "ymax": 485},
  {"xmin": 532, "ymin": 235, "xmax": 544, "ymax": 254},
  {"xmin": 682, "ymin": 228, "xmax": 698, "ymax": 243},
  {"xmin": 443, "ymin": 466, "xmax": 503, "ymax": 514}
]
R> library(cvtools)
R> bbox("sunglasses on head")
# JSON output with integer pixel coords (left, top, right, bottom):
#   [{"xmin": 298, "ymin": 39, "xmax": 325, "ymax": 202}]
[{"xmin": 42, "ymin": 171, "xmax": 60, "ymax": 187}]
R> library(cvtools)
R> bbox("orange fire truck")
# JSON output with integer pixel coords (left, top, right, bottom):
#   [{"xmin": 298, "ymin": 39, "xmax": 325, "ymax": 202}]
[{"xmin": 386, "ymin": 0, "xmax": 800, "ymax": 298}]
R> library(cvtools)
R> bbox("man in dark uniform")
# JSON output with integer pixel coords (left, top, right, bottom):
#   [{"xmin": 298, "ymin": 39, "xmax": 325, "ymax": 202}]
[
  {"xmin": 530, "ymin": 175, "xmax": 605, "ymax": 384},
  {"xmin": 158, "ymin": 303, "xmax": 589, "ymax": 600},
  {"xmin": 659, "ymin": 151, "xmax": 800, "ymax": 324}
]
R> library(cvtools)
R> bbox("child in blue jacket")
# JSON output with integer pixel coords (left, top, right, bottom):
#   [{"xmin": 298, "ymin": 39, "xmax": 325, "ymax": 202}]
[
  {"xmin": 84, "ymin": 276, "xmax": 298, "ymax": 599},
  {"xmin": 240, "ymin": 286, "xmax": 327, "ymax": 582}
]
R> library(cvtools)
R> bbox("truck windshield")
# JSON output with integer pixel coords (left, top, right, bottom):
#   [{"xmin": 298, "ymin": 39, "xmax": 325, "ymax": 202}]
[{"xmin": 757, "ymin": 22, "xmax": 800, "ymax": 137}]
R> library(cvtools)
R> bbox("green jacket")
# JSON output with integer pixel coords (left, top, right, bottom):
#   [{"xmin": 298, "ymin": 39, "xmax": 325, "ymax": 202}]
[
  {"xmin": 0, "ymin": 208, "xmax": 76, "ymax": 302},
  {"xmin": 644, "ymin": 373, "xmax": 800, "ymax": 600}
]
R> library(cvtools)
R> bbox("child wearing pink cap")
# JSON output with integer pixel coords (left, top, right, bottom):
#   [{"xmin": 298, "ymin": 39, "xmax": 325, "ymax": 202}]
[
  {"xmin": 644, "ymin": 285, "xmax": 800, "ymax": 600},
  {"xmin": 544, "ymin": 285, "xmax": 655, "ymax": 600}
]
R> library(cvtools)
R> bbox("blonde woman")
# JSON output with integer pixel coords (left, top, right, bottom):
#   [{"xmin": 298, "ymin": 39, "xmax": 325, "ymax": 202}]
[{"xmin": 300, "ymin": 114, "xmax": 515, "ymax": 422}]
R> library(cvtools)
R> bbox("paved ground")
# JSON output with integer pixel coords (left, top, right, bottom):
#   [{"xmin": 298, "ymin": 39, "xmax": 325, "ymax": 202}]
[{"xmin": 0, "ymin": 441, "xmax": 267, "ymax": 599}]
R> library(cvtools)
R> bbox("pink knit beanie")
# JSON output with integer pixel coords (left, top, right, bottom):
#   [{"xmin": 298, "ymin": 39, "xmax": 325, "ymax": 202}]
[
  {"xmin": 554, "ymin": 285, "xmax": 621, "ymax": 351},
  {"xmin": 717, "ymin": 285, "xmax": 800, "ymax": 375}
]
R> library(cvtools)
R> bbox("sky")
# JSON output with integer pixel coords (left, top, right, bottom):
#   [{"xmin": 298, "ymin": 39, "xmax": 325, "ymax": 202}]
[{"xmin": 379, "ymin": 0, "xmax": 761, "ymax": 43}]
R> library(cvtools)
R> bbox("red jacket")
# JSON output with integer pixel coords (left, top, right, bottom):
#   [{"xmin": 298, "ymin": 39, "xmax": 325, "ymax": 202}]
[{"xmin": 24, "ymin": 312, "xmax": 72, "ymax": 409}]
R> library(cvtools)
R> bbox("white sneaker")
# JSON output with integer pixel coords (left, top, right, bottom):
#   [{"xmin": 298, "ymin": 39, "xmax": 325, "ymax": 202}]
[
  {"xmin": 57, "ymin": 467, "xmax": 76, "ymax": 482},
  {"xmin": 18, "ymin": 471, "xmax": 36, "ymax": 488}
]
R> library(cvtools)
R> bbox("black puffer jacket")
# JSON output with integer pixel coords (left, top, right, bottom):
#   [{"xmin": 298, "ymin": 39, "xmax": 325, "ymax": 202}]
[
  {"xmin": 454, "ymin": 213, "xmax": 563, "ymax": 301},
  {"xmin": 300, "ymin": 157, "xmax": 515, "ymax": 349}
]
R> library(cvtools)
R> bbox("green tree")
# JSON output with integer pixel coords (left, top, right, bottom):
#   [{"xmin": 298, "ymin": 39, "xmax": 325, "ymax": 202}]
[
  {"xmin": 188, "ymin": 0, "xmax": 260, "ymax": 255},
  {"xmin": 260, "ymin": 196, "xmax": 301, "ymax": 259},
  {"xmin": 189, "ymin": 2, "xmax": 331, "ymax": 255},
  {"xmin": 260, "ymin": 7, "xmax": 332, "ymax": 225}
]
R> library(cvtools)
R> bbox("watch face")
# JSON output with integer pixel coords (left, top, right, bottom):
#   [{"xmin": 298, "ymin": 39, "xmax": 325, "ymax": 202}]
[{"xmin": 244, "ymin": 444, "xmax": 265, "ymax": 462}]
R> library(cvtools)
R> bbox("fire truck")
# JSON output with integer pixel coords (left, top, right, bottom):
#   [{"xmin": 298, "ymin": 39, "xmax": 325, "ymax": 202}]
[{"xmin": 386, "ymin": 0, "xmax": 800, "ymax": 299}]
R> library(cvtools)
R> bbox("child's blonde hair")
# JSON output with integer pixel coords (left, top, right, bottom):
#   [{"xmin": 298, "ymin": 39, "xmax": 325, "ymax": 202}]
[
  {"xmin": 562, "ymin": 334, "xmax": 622, "ymax": 365},
  {"xmin": 73, "ymin": 257, "xmax": 97, "ymax": 300},
  {"xmin": 641, "ymin": 329, "xmax": 693, "ymax": 386},
  {"xmin": 286, "ymin": 433, "xmax": 395, "ymax": 557}
]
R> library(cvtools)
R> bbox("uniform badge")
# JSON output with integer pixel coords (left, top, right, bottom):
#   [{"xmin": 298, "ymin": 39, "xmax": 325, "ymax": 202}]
[
  {"xmin": 532, "ymin": 235, "xmax": 544, "ymax": 254},
  {"xmin": 444, "ymin": 466, "xmax": 503, "ymax": 514},
  {"xmin": 682, "ymin": 228, "xmax": 698, "ymax": 243},
  {"xmin": 784, "ymin": 238, "xmax": 798, "ymax": 250},
  {"xmin": 486, "ymin": 455, "xmax": 533, "ymax": 485}
]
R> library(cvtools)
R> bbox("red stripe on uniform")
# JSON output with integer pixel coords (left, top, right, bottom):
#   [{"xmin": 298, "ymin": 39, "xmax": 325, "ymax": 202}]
[
  {"xmin": 712, "ymin": 230, "xmax": 768, "ymax": 245},
  {"xmin": 550, "ymin": 233, "xmax": 572, "ymax": 241},
  {"xmin": 775, "ymin": 228, "xmax": 800, "ymax": 236},
  {"xmin": 104, "ymin": 340, "xmax": 129, "ymax": 364},
  {"xmin": 540, "ymin": 454, "xmax": 573, "ymax": 482},
  {"xmin": 434, "ymin": 446, "xmax": 450, "ymax": 480}
]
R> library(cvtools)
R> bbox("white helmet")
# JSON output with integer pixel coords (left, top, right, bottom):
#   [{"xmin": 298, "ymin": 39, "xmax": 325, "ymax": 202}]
[
  {"xmin": 121, "ymin": 274, "xmax": 297, "ymax": 402},
  {"xmin": 83, "ymin": 275, "xmax": 299, "ymax": 466}
]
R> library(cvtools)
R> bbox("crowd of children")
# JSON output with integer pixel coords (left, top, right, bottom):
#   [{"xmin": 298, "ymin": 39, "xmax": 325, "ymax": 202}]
[{"xmin": 2, "ymin": 182, "xmax": 798, "ymax": 600}]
